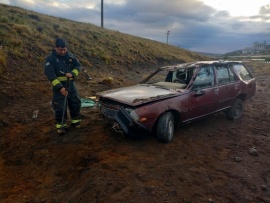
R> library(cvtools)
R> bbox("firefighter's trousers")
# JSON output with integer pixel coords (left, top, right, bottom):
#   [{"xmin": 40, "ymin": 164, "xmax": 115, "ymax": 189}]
[{"xmin": 52, "ymin": 81, "xmax": 81, "ymax": 128}]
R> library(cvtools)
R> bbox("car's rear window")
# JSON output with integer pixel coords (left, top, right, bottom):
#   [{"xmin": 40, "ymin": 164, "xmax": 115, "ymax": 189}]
[{"xmin": 233, "ymin": 64, "xmax": 253, "ymax": 81}]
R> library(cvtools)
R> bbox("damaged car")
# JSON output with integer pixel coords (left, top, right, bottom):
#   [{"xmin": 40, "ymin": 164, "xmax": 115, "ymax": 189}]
[{"xmin": 96, "ymin": 61, "xmax": 256, "ymax": 143}]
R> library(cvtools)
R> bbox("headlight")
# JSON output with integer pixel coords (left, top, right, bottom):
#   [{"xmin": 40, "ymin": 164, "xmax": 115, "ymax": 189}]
[
  {"xmin": 125, "ymin": 108, "xmax": 139, "ymax": 121},
  {"xmin": 95, "ymin": 95, "xmax": 100, "ymax": 101}
]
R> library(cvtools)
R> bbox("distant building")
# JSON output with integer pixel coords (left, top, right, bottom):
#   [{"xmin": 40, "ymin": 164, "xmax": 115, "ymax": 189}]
[{"xmin": 242, "ymin": 41, "xmax": 268, "ymax": 55}]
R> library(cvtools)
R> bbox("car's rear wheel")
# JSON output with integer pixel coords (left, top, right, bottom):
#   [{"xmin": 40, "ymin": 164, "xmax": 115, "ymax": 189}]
[
  {"xmin": 226, "ymin": 98, "xmax": 243, "ymax": 120},
  {"xmin": 157, "ymin": 112, "xmax": 174, "ymax": 143}
]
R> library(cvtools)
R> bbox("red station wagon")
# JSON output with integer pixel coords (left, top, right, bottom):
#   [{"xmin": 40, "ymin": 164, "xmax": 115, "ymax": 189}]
[{"xmin": 97, "ymin": 61, "xmax": 256, "ymax": 143}]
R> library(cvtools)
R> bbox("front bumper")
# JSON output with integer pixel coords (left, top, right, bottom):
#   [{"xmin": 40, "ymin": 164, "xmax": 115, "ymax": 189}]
[{"xmin": 100, "ymin": 105, "xmax": 147, "ymax": 135}]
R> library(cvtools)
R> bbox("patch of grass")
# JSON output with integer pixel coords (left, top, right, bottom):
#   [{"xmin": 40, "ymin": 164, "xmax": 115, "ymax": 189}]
[
  {"xmin": 0, "ymin": 16, "xmax": 8, "ymax": 23},
  {"xmin": 265, "ymin": 57, "xmax": 270, "ymax": 61},
  {"xmin": 0, "ymin": 48, "xmax": 7, "ymax": 74},
  {"xmin": 249, "ymin": 62, "xmax": 270, "ymax": 74},
  {"xmin": 10, "ymin": 38, "xmax": 23, "ymax": 47},
  {"xmin": 12, "ymin": 24, "xmax": 31, "ymax": 36},
  {"xmin": 53, "ymin": 24, "xmax": 60, "ymax": 31},
  {"xmin": 79, "ymin": 58, "xmax": 92, "ymax": 68},
  {"xmin": 28, "ymin": 14, "xmax": 40, "ymax": 21}
]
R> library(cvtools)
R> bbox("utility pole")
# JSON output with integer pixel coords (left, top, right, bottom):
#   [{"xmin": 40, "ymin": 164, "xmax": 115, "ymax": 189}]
[
  {"xmin": 101, "ymin": 0, "xmax": 104, "ymax": 27},
  {"xmin": 166, "ymin": 31, "xmax": 170, "ymax": 44}
]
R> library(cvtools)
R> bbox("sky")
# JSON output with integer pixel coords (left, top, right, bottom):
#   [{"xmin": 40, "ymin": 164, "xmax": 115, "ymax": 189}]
[{"xmin": 1, "ymin": 0, "xmax": 270, "ymax": 54}]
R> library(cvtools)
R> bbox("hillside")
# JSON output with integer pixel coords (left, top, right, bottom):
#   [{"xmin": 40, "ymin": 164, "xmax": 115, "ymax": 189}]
[{"xmin": 0, "ymin": 3, "xmax": 208, "ymax": 82}]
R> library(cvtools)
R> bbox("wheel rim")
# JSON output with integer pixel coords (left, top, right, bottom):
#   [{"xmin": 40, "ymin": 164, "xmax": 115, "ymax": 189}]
[
  {"xmin": 234, "ymin": 102, "xmax": 242, "ymax": 118},
  {"xmin": 168, "ymin": 120, "xmax": 173, "ymax": 140}
]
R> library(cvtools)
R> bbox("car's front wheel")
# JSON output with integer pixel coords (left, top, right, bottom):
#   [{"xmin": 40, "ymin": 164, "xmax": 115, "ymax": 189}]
[
  {"xmin": 157, "ymin": 112, "xmax": 174, "ymax": 143},
  {"xmin": 226, "ymin": 98, "xmax": 243, "ymax": 120}
]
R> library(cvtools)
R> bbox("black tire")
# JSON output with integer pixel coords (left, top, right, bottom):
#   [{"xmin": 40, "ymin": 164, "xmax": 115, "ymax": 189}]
[
  {"xmin": 157, "ymin": 112, "xmax": 174, "ymax": 143},
  {"xmin": 226, "ymin": 98, "xmax": 243, "ymax": 120}
]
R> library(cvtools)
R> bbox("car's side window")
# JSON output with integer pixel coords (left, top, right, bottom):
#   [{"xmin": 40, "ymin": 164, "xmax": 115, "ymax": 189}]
[
  {"xmin": 228, "ymin": 67, "xmax": 237, "ymax": 82},
  {"xmin": 217, "ymin": 66, "xmax": 229, "ymax": 85},
  {"xmin": 216, "ymin": 65, "xmax": 237, "ymax": 85},
  {"xmin": 192, "ymin": 66, "xmax": 214, "ymax": 89},
  {"xmin": 233, "ymin": 64, "xmax": 253, "ymax": 81}
]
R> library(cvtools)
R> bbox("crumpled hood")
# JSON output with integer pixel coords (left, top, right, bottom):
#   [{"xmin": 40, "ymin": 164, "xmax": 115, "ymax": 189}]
[{"xmin": 97, "ymin": 84, "xmax": 183, "ymax": 106}]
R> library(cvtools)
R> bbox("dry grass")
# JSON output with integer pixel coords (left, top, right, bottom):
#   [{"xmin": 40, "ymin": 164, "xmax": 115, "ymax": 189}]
[
  {"xmin": 0, "ymin": 48, "xmax": 7, "ymax": 74},
  {"xmin": 249, "ymin": 62, "xmax": 270, "ymax": 74}
]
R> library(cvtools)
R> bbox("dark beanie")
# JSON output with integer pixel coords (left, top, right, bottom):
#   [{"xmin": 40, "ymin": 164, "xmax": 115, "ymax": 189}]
[{"xmin": 55, "ymin": 37, "xmax": 67, "ymax": 48}]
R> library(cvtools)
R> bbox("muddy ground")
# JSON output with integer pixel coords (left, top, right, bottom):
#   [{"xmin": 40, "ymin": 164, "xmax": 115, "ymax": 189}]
[{"xmin": 0, "ymin": 63, "xmax": 270, "ymax": 203}]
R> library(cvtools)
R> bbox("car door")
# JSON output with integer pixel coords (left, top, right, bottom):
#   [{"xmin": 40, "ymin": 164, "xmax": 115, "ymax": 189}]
[
  {"xmin": 215, "ymin": 64, "xmax": 239, "ymax": 110},
  {"xmin": 232, "ymin": 63, "xmax": 256, "ymax": 99},
  {"xmin": 186, "ymin": 66, "xmax": 219, "ymax": 121}
]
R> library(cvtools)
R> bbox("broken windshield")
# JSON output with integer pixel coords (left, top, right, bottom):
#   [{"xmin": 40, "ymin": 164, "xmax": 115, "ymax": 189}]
[{"xmin": 144, "ymin": 68, "xmax": 195, "ymax": 88}]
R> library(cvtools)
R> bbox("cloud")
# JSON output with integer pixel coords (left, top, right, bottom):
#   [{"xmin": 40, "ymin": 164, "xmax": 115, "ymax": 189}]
[
  {"xmin": 1, "ymin": 0, "xmax": 270, "ymax": 54},
  {"xmin": 105, "ymin": 0, "xmax": 216, "ymax": 23},
  {"xmin": 259, "ymin": 4, "xmax": 270, "ymax": 15}
]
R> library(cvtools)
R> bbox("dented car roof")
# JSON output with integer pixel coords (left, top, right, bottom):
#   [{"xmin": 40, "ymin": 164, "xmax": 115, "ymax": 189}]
[{"xmin": 158, "ymin": 60, "xmax": 243, "ymax": 71}]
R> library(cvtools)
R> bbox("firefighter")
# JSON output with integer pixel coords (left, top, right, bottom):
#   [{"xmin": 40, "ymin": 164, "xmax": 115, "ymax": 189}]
[{"xmin": 44, "ymin": 37, "xmax": 82, "ymax": 135}]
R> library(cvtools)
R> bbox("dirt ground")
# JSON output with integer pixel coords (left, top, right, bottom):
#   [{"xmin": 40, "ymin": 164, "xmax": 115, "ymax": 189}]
[{"xmin": 0, "ymin": 63, "xmax": 270, "ymax": 203}]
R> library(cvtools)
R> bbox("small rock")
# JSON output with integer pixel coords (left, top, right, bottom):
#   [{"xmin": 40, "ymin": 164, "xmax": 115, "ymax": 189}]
[
  {"xmin": 32, "ymin": 110, "xmax": 39, "ymax": 118},
  {"xmin": 189, "ymin": 167, "xmax": 197, "ymax": 172},
  {"xmin": 235, "ymin": 156, "xmax": 242, "ymax": 162},
  {"xmin": 16, "ymin": 157, "xmax": 23, "ymax": 165},
  {"xmin": 0, "ymin": 119, "xmax": 9, "ymax": 127},
  {"xmin": 248, "ymin": 147, "xmax": 259, "ymax": 156},
  {"xmin": 261, "ymin": 185, "xmax": 268, "ymax": 191}
]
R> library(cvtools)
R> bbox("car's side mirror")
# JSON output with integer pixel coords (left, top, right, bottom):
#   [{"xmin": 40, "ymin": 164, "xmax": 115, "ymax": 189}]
[{"xmin": 194, "ymin": 89, "xmax": 205, "ymax": 96}]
